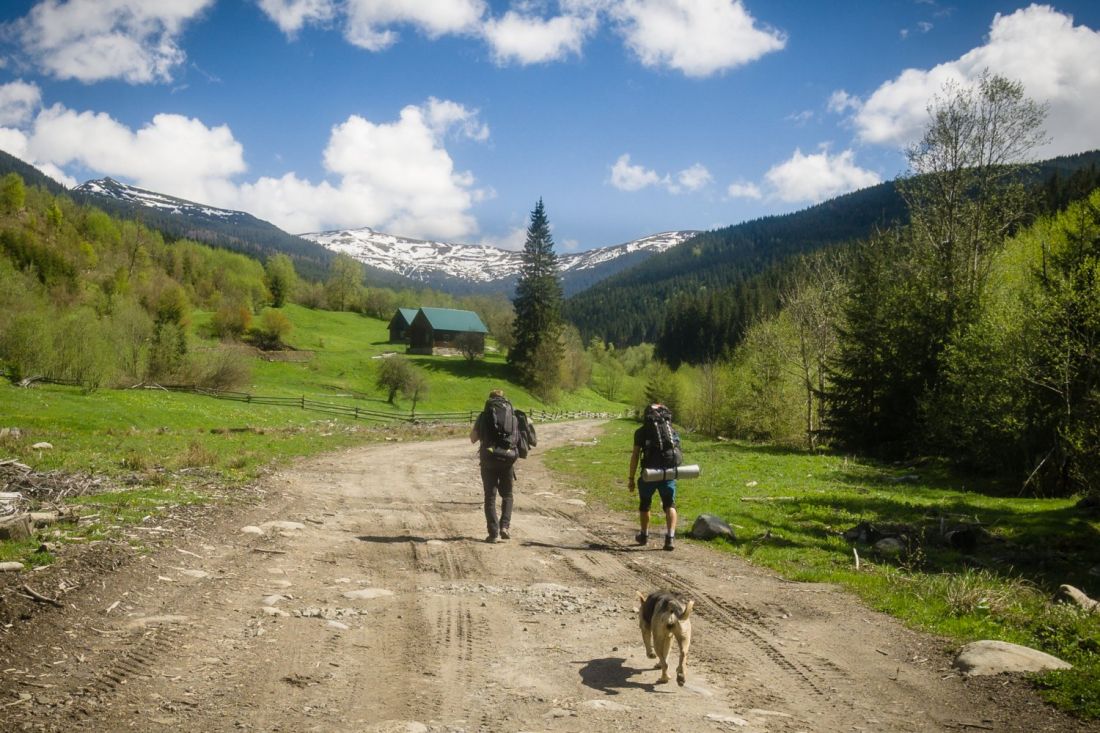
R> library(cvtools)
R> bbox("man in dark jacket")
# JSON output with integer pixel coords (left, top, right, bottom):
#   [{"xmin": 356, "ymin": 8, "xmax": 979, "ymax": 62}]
[
  {"xmin": 627, "ymin": 404, "xmax": 679, "ymax": 551},
  {"xmin": 469, "ymin": 388, "xmax": 516, "ymax": 543}
]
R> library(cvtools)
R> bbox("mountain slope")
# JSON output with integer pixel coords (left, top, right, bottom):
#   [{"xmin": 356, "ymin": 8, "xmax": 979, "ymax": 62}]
[
  {"xmin": 0, "ymin": 149, "xmax": 68, "ymax": 195},
  {"xmin": 564, "ymin": 149, "xmax": 1100, "ymax": 346},
  {"xmin": 299, "ymin": 228, "xmax": 699, "ymax": 296},
  {"xmin": 70, "ymin": 178, "xmax": 346, "ymax": 282}
]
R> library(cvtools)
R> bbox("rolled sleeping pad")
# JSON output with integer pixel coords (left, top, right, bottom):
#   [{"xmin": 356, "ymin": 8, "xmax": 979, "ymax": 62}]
[{"xmin": 642, "ymin": 464, "xmax": 701, "ymax": 482}]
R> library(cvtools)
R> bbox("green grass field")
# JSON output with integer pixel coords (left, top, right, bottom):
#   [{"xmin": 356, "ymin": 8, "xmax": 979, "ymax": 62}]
[
  {"xmin": 4, "ymin": 304, "xmax": 1097, "ymax": 717},
  {"xmin": 543, "ymin": 419, "xmax": 1100, "ymax": 718}
]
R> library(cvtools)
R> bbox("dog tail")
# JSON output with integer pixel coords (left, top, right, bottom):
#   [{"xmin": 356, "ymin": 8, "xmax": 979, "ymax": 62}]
[
  {"xmin": 680, "ymin": 599, "xmax": 694, "ymax": 620},
  {"xmin": 636, "ymin": 590, "xmax": 647, "ymax": 605}
]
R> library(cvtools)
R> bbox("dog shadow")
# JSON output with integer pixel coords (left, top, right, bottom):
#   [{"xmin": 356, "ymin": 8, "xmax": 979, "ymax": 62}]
[{"xmin": 576, "ymin": 657, "xmax": 655, "ymax": 694}]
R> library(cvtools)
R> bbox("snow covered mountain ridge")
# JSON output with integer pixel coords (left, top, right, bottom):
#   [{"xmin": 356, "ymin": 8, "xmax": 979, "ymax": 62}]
[
  {"xmin": 74, "ymin": 176, "xmax": 700, "ymax": 295},
  {"xmin": 298, "ymin": 227, "xmax": 700, "ymax": 288},
  {"xmin": 74, "ymin": 178, "xmax": 250, "ymax": 222}
]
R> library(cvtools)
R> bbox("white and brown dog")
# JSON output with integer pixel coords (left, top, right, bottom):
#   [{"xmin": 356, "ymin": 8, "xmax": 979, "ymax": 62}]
[{"xmin": 637, "ymin": 590, "xmax": 694, "ymax": 686}]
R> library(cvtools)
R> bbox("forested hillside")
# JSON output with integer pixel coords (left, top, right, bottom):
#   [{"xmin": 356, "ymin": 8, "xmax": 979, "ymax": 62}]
[{"xmin": 566, "ymin": 150, "xmax": 1100, "ymax": 354}]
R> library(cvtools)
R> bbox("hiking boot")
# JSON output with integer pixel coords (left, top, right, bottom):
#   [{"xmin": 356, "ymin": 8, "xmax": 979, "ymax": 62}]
[
  {"xmin": 499, "ymin": 528, "xmax": 511, "ymax": 540},
  {"xmin": 663, "ymin": 535, "xmax": 674, "ymax": 551},
  {"xmin": 485, "ymin": 534, "xmax": 499, "ymax": 544},
  {"xmin": 635, "ymin": 531, "xmax": 648, "ymax": 546}
]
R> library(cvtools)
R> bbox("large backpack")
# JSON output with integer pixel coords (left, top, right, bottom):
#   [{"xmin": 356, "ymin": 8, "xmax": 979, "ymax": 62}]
[
  {"xmin": 484, "ymin": 397, "xmax": 520, "ymax": 462},
  {"xmin": 641, "ymin": 404, "xmax": 683, "ymax": 469},
  {"xmin": 515, "ymin": 409, "xmax": 537, "ymax": 458}
]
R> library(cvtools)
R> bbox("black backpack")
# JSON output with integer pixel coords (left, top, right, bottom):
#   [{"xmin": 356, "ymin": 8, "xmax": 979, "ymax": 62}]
[
  {"xmin": 515, "ymin": 409, "xmax": 537, "ymax": 458},
  {"xmin": 484, "ymin": 397, "xmax": 520, "ymax": 462},
  {"xmin": 642, "ymin": 404, "xmax": 683, "ymax": 469}
]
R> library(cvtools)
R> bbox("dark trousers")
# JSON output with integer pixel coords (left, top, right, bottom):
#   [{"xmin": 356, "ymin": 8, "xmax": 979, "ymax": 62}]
[{"xmin": 480, "ymin": 460, "xmax": 514, "ymax": 536}]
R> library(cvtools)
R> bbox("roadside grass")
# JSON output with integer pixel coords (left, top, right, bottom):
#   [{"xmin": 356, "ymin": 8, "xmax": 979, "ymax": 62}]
[
  {"xmin": 543, "ymin": 418, "xmax": 1100, "ymax": 719},
  {"xmin": 195, "ymin": 304, "xmax": 629, "ymax": 415},
  {"xmin": 1, "ymin": 304, "xmax": 632, "ymax": 570}
]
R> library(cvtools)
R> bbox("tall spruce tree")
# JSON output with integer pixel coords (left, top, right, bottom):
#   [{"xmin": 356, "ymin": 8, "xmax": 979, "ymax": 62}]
[{"xmin": 509, "ymin": 199, "xmax": 564, "ymax": 396}]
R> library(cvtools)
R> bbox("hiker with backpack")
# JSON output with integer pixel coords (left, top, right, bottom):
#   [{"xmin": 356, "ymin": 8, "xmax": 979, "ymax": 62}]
[
  {"xmin": 627, "ymin": 403, "xmax": 683, "ymax": 551},
  {"xmin": 470, "ymin": 388, "xmax": 536, "ymax": 544}
]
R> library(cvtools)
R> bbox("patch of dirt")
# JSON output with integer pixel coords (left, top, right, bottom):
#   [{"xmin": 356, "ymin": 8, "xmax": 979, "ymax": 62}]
[{"xmin": 0, "ymin": 420, "xmax": 1094, "ymax": 732}]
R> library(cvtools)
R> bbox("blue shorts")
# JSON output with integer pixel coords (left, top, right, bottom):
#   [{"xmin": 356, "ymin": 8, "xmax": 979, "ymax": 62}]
[{"xmin": 638, "ymin": 479, "xmax": 676, "ymax": 512}]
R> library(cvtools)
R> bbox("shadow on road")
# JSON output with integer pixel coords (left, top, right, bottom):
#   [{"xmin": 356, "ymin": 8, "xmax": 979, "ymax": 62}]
[
  {"xmin": 521, "ymin": 540, "xmax": 633, "ymax": 553},
  {"xmin": 577, "ymin": 657, "xmax": 654, "ymax": 694},
  {"xmin": 355, "ymin": 534, "xmax": 468, "ymax": 543}
]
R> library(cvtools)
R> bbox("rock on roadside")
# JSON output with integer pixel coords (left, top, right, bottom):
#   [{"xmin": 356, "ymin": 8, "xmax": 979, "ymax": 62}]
[
  {"xmin": 953, "ymin": 640, "xmax": 1072, "ymax": 676},
  {"xmin": 690, "ymin": 514, "xmax": 735, "ymax": 541}
]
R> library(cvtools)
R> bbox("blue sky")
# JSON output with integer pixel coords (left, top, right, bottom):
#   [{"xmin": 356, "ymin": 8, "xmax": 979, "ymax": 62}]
[{"xmin": 1, "ymin": 1, "xmax": 1099, "ymax": 252}]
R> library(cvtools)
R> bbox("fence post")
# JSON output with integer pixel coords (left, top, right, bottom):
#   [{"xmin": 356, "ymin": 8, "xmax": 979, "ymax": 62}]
[
  {"xmin": 301, "ymin": 395, "xmax": 305, "ymax": 409},
  {"xmin": 355, "ymin": 407, "xmax": 359, "ymax": 420}
]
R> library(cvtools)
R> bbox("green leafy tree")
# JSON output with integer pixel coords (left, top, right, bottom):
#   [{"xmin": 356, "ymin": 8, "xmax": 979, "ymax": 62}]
[
  {"xmin": 376, "ymin": 356, "xmax": 414, "ymax": 404},
  {"xmin": 248, "ymin": 309, "xmax": 293, "ymax": 350},
  {"xmin": 264, "ymin": 254, "xmax": 298, "ymax": 308},
  {"xmin": 0, "ymin": 173, "xmax": 25, "ymax": 214},
  {"xmin": 403, "ymin": 367, "xmax": 430, "ymax": 414},
  {"xmin": 455, "ymin": 332, "xmax": 484, "ymax": 361},
  {"xmin": 828, "ymin": 73, "xmax": 1047, "ymax": 456},
  {"xmin": 509, "ymin": 199, "xmax": 564, "ymax": 396},
  {"xmin": 326, "ymin": 253, "xmax": 363, "ymax": 311}
]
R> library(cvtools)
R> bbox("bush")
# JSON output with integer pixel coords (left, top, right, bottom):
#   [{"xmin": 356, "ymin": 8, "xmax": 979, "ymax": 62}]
[
  {"xmin": 247, "ymin": 309, "xmax": 292, "ymax": 350},
  {"xmin": 211, "ymin": 303, "xmax": 253, "ymax": 340},
  {"xmin": 184, "ymin": 344, "xmax": 252, "ymax": 391}
]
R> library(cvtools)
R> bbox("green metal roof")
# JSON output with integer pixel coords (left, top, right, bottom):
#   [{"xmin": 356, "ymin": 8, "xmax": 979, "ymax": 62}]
[
  {"xmin": 416, "ymin": 307, "xmax": 488, "ymax": 333},
  {"xmin": 397, "ymin": 307, "xmax": 418, "ymax": 325}
]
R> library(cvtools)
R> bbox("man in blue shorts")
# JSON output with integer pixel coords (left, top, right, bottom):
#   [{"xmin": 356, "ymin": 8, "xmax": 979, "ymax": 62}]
[{"xmin": 627, "ymin": 405, "xmax": 679, "ymax": 551}]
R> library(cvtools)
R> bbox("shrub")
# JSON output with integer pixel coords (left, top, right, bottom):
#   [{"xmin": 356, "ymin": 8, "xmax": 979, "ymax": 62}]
[
  {"xmin": 247, "ymin": 309, "xmax": 292, "ymax": 350},
  {"xmin": 211, "ymin": 303, "xmax": 253, "ymax": 340}
]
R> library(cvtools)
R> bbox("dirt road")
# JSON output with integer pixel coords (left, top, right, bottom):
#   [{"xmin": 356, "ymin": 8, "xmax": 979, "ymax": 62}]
[{"xmin": 0, "ymin": 420, "xmax": 1085, "ymax": 732}]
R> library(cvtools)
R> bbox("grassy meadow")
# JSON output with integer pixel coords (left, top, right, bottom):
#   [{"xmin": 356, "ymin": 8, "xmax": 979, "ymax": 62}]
[
  {"xmin": 2, "ymin": 302, "xmax": 1097, "ymax": 717},
  {"xmin": 543, "ymin": 419, "xmax": 1100, "ymax": 718},
  {"xmin": 0, "ymin": 304, "xmax": 630, "ymax": 565}
]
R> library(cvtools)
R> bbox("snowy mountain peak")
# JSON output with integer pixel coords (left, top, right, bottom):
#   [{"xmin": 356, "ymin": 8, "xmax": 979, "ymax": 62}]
[
  {"xmin": 298, "ymin": 227, "xmax": 700, "ymax": 293},
  {"xmin": 74, "ymin": 178, "xmax": 248, "ymax": 222}
]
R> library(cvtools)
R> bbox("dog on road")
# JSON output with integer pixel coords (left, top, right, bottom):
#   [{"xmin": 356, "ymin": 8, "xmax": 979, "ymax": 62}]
[{"xmin": 636, "ymin": 590, "xmax": 693, "ymax": 686}]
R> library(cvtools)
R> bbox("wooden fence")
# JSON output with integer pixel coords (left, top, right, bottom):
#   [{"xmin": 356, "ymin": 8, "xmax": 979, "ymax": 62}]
[{"xmin": 4, "ymin": 372, "xmax": 627, "ymax": 425}]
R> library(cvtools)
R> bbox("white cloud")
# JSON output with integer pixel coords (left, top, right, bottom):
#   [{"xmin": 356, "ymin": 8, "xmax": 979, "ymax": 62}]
[
  {"xmin": 5, "ymin": 94, "xmax": 488, "ymax": 239},
  {"xmin": 425, "ymin": 97, "xmax": 489, "ymax": 141},
  {"xmin": 256, "ymin": 0, "xmax": 336, "ymax": 36},
  {"xmin": 726, "ymin": 180, "xmax": 762, "ymax": 200},
  {"xmin": 240, "ymin": 99, "xmax": 490, "ymax": 238},
  {"xmin": 26, "ymin": 105, "xmax": 246, "ymax": 202},
  {"xmin": 483, "ymin": 9, "xmax": 596, "ymax": 65},
  {"xmin": 0, "ymin": 81, "xmax": 42, "ymax": 126},
  {"xmin": 827, "ymin": 89, "xmax": 861, "ymax": 114},
  {"xmin": 854, "ymin": 5, "xmax": 1100, "ymax": 156},
  {"xmin": 343, "ymin": 0, "xmax": 486, "ymax": 51},
  {"xmin": 610, "ymin": 153, "xmax": 662, "ymax": 191},
  {"xmin": 763, "ymin": 148, "xmax": 880, "ymax": 204},
  {"xmin": 610, "ymin": 154, "xmax": 713, "ymax": 194},
  {"xmin": 12, "ymin": 0, "xmax": 215, "ymax": 83},
  {"xmin": 671, "ymin": 163, "xmax": 712, "ymax": 193},
  {"xmin": 609, "ymin": 0, "xmax": 786, "ymax": 77}
]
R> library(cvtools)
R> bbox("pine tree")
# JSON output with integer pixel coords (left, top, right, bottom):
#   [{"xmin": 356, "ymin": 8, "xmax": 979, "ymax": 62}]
[{"xmin": 509, "ymin": 199, "xmax": 564, "ymax": 396}]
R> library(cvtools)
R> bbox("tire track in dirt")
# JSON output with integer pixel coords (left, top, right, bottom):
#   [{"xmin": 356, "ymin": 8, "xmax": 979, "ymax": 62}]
[{"xmin": 534, "ymin": 504, "xmax": 839, "ymax": 705}]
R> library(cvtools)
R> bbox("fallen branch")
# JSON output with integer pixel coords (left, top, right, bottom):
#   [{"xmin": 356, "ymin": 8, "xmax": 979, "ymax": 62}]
[
  {"xmin": 740, "ymin": 496, "xmax": 795, "ymax": 502},
  {"xmin": 251, "ymin": 548, "xmax": 287, "ymax": 555},
  {"xmin": 853, "ymin": 547, "xmax": 860, "ymax": 571},
  {"xmin": 20, "ymin": 584, "xmax": 64, "ymax": 608}
]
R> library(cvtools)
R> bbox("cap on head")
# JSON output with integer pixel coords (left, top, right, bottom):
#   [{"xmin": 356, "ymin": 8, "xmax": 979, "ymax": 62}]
[{"xmin": 489, "ymin": 388, "xmax": 505, "ymax": 399}]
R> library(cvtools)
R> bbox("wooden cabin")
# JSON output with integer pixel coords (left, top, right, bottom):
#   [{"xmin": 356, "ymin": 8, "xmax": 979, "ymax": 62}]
[
  {"xmin": 407, "ymin": 307, "xmax": 488, "ymax": 355},
  {"xmin": 387, "ymin": 307, "xmax": 419, "ymax": 343}
]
